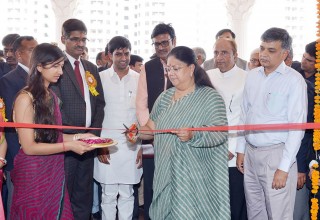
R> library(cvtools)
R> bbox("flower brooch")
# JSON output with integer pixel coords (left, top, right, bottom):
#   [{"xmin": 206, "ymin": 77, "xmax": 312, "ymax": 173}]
[{"xmin": 85, "ymin": 71, "xmax": 99, "ymax": 96}]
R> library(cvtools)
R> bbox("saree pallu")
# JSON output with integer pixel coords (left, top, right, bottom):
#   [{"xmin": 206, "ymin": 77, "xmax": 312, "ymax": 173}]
[{"xmin": 10, "ymin": 90, "xmax": 73, "ymax": 220}]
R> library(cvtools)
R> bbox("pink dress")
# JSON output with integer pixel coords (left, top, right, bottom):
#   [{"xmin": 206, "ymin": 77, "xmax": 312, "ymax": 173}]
[{"xmin": 10, "ymin": 91, "xmax": 74, "ymax": 219}]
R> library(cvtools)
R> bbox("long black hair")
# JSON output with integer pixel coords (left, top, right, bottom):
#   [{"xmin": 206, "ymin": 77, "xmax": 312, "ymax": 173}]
[
  {"xmin": 26, "ymin": 43, "xmax": 64, "ymax": 143},
  {"xmin": 166, "ymin": 46, "xmax": 214, "ymax": 89}
]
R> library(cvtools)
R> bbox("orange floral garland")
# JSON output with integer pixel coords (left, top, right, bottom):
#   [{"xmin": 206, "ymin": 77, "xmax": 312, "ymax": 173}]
[
  {"xmin": 0, "ymin": 98, "xmax": 6, "ymax": 145},
  {"xmin": 85, "ymin": 71, "xmax": 99, "ymax": 96},
  {"xmin": 312, "ymin": 1, "xmax": 320, "ymax": 219}
]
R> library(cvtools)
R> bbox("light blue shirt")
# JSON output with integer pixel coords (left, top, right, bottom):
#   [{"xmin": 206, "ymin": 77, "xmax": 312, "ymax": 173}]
[{"xmin": 236, "ymin": 62, "xmax": 307, "ymax": 172}]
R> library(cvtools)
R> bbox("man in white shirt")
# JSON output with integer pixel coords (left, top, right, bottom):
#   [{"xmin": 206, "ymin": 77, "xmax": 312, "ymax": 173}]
[
  {"xmin": 236, "ymin": 27, "xmax": 307, "ymax": 220},
  {"xmin": 207, "ymin": 38, "xmax": 247, "ymax": 220},
  {"xmin": 94, "ymin": 36, "xmax": 143, "ymax": 220}
]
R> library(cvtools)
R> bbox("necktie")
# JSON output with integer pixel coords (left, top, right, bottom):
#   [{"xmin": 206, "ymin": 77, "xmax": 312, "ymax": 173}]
[{"xmin": 74, "ymin": 60, "xmax": 84, "ymax": 96}]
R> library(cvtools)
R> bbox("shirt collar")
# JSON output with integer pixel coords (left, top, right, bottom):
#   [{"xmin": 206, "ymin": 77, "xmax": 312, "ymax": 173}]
[
  {"xmin": 217, "ymin": 64, "xmax": 237, "ymax": 78},
  {"xmin": 258, "ymin": 61, "xmax": 288, "ymax": 76},
  {"xmin": 18, "ymin": 62, "xmax": 29, "ymax": 73},
  {"xmin": 65, "ymin": 52, "xmax": 79, "ymax": 66},
  {"xmin": 110, "ymin": 65, "xmax": 131, "ymax": 81}
]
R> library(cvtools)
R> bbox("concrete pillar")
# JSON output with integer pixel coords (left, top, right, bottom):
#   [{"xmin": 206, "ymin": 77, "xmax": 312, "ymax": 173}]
[
  {"xmin": 225, "ymin": 0, "xmax": 255, "ymax": 58},
  {"xmin": 50, "ymin": 0, "xmax": 79, "ymax": 48}
]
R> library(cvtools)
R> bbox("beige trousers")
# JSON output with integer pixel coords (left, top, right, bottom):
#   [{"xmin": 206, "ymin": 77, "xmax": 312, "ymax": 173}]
[{"xmin": 244, "ymin": 143, "xmax": 297, "ymax": 220}]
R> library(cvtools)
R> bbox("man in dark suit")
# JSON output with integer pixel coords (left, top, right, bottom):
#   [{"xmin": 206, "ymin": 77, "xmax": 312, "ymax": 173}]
[
  {"xmin": 0, "ymin": 35, "xmax": 37, "ymax": 218},
  {"xmin": 50, "ymin": 19, "xmax": 105, "ymax": 220},
  {"xmin": 0, "ymin": 34, "xmax": 20, "ymax": 78},
  {"xmin": 136, "ymin": 23, "xmax": 176, "ymax": 220}
]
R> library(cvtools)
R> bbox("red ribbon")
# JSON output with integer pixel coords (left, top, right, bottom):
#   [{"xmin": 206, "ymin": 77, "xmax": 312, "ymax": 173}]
[{"xmin": 0, "ymin": 121, "xmax": 319, "ymax": 132}]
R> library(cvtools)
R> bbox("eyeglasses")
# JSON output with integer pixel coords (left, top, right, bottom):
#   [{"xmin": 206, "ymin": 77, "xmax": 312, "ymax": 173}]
[
  {"xmin": 250, "ymin": 58, "xmax": 260, "ymax": 64},
  {"xmin": 165, "ymin": 65, "xmax": 186, "ymax": 74},
  {"xmin": 67, "ymin": 37, "xmax": 89, "ymax": 43},
  {"xmin": 152, "ymin": 39, "xmax": 172, "ymax": 48},
  {"xmin": 302, "ymin": 54, "xmax": 315, "ymax": 63}
]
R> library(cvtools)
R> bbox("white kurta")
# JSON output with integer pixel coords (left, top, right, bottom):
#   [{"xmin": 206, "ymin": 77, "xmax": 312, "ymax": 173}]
[
  {"xmin": 94, "ymin": 66, "xmax": 143, "ymax": 184},
  {"xmin": 207, "ymin": 65, "xmax": 247, "ymax": 167}
]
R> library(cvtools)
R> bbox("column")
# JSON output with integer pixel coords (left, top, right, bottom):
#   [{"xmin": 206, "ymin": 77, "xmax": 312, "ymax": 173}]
[
  {"xmin": 50, "ymin": 0, "xmax": 79, "ymax": 48},
  {"xmin": 225, "ymin": 0, "xmax": 256, "ymax": 59}
]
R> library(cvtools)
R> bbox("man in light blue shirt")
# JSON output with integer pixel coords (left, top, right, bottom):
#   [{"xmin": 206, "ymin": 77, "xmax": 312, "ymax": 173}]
[{"xmin": 236, "ymin": 27, "xmax": 307, "ymax": 220}]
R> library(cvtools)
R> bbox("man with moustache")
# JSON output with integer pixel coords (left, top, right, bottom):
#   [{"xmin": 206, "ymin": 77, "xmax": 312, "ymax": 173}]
[
  {"xmin": 136, "ymin": 23, "xmax": 176, "ymax": 220},
  {"xmin": 0, "ymin": 34, "xmax": 20, "ymax": 77},
  {"xmin": 236, "ymin": 27, "xmax": 307, "ymax": 220},
  {"xmin": 0, "ymin": 36, "xmax": 38, "ymax": 219},
  {"xmin": 51, "ymin": 18, "xmax": 105, "ymax": 220},
  {"xmin": 207, "ymin": 38, "xmax": 247, "ymax": 220},
  {"xmin": 203, "ymin": 29, "xmax": 247, "ymax": 71}
]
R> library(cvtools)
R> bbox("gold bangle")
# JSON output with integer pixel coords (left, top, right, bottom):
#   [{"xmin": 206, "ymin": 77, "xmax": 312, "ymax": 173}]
[{"xmin": 62, "ymin": 142, "xmax": 66, "ymax": 152}]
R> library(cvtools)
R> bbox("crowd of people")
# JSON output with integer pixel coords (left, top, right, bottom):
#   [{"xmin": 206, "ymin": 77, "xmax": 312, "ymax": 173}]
[{"xmin": 0, "ymin": 17, "xmax": 317, "ymax": 220}]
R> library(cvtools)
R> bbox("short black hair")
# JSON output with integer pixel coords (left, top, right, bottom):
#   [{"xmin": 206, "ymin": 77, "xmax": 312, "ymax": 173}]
[
  {"xmin": 104, "ymin": 43, "xmax": 109, "ymax": 56},
  {"xmin": 2, "ymin": 33, "xmax": 20, "ymax": 46},
  {"xmin": 96, "ymin": 51, "xmax": 103, "ymax": 63},
  {"xmin": 151, "ymin": 23, "xmax": 176, "ymax": 40},
  {"xmin": 215, "ymin": 29, "xmax": 235, "ymax": 40},
  {"xmin": 129, "ymin": 55, "xmax": 143, "ymax": 66},
  {"xmin": 62, "ymin": 19, "xmax": 87, "ymax": 37},
  {"xmin": 261, "ymin": 27, "xmax": 292, "ymax": 50},
  {"xmin": 108, "ymin": 36, "xmax": 131, "ymax": 54},
  {"xmin": 305, "ymin": 41, "xmax": 316, "ymax": 58},
  {"xmin": 12, "ymin": 36, "xmax": 35, "ymax": 52}
]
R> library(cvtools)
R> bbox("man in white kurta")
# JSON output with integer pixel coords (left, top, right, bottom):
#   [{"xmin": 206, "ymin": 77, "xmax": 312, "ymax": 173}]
[
  {"xmin": 207, "ymin": 38, "xmax": 248, "ymax": 220},
  {"xmin": 94, "ymin": 36, "xmax": 142, "ymax": 220}
]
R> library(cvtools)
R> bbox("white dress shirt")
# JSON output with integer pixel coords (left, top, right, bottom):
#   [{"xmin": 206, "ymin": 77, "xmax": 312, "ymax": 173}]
[
  {"xmin": 65, "ymin": 52, "xmax": 92, "ymax": 127},
  {"xmin": 94, "ymin": 66, "xmax": 142, "ymax": 184},
  {"xmin": 236, "ymin": 62, "xmax": 307, "ymax": 172},
  {"xmin": 207, "ymin": 65, "xmax": 247, "ymax": 167}
]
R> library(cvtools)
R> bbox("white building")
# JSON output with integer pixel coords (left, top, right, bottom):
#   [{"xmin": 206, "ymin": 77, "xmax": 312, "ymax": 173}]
[
  {"xmin": 75, "ymin": 0, "xmax": 166, "ymax": 61},
  {"xmin": 0, "ymin": 0, "xmax": 317, "ymax": 63}
]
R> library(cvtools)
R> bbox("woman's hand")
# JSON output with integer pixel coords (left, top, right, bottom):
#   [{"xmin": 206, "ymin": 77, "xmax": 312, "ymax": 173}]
[
  {"xmin": 64, "ymin": 141, "xmax": 93, "ymax": 155},
  {"xmin": 171, "ymin": 128, "xmax": 193, "ymax": 142},
  {"xmin": 124, "ymin": 123, "xmax": 139, "ymax": 144}
]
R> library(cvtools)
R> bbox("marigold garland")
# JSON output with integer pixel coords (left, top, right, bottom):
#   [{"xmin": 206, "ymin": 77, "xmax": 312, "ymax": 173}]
[
  {"xmin": 312, "ymin": 1, "xmax": 320, "ymax": 219},
  {"xmin": 85, "ymin": 71, "xmax": 99, "ymax": 96},
  {"xmin": 0, "ymin": 98, "xmax": 7, "ymax": 122}
]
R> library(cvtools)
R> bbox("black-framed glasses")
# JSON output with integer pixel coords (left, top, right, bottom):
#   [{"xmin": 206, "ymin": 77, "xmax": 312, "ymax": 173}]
[
  {"xmin": 152, "ymin": 39, "xmax": 172, "ymax": 48},
  {"xmin": 67, "ymin": 37, "xmax": 89, "ymax": 43}
]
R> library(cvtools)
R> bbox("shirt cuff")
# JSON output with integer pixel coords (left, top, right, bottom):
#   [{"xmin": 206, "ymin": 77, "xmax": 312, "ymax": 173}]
[
  {"xmin": 278, "ymin": 158, "xmax": 291, "ymax": 173},
  {"xmin": 309, "ymin": 160, "xmax": 319, "ymax": 169},
  {"xmin": 236, "ymin": 143, "xmax": 246, "ymax": 154}
]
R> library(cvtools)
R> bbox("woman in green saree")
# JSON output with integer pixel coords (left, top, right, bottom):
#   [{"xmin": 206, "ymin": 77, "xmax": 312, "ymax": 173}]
[{"xmin": 136, "ymin": 46, "xmax": 231, "ymax": 220}]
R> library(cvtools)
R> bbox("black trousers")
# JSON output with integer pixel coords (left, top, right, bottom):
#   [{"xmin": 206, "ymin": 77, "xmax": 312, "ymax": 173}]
[
  {"xmin": 142, "ymin": 158, "xmax": 154, "ymax": 220},
  {"xmin": 65, "ymin": 150, "xmax": 95, "ymax": 220},
  {"xmin": 229, "ymin": 167, "xmax": 248, "ymax": 220},
  {"xmin": 132, "ymin": 181, "xmax": 141, "ymax": 220}
]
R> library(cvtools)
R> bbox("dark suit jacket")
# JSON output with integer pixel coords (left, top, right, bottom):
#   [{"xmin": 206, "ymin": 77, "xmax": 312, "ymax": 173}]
[
  {"xmin": 50, "ymin": 58, "xmax": 105, "ymax": 136},
  {"xmin": 145, "ymin": 57, "xmax": 165, "ymax": 112},
  {"xmin": 0, "ymin": 65, "xmax": 28, "ymax": 171},
  {"xmin": 296, "ymin": 79, "xmax": 314, "ymax": 174},
  {"xmin": 0, "ymin": 62, "xmax": 12, "ymax": 79}
]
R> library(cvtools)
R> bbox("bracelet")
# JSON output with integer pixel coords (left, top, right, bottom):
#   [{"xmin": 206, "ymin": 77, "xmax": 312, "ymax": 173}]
[
  {"xmin": 62, "ymin": 142, "xmax": 66, "ymax": 152},
  {"xmin": 73, "ymin": 134, "xmax": 81, "ymax": 141},
  {"xmin": 0, "ymin": 157, "xmax": 7, "ymax": 165}
]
